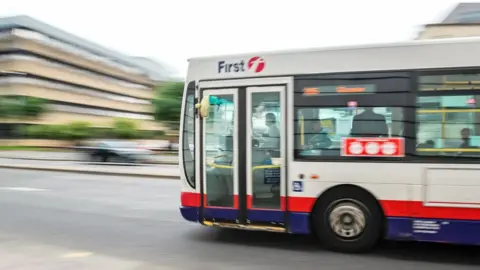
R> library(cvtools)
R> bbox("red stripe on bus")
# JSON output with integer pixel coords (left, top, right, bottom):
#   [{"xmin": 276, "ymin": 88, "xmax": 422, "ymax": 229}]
[
  {"xmin": 289, "ymin": 198, "xmax": 480, "ymax": 220},
  {"xmin": 181, "ymin": 192, "xmax": 200, "ymax": 207},
  {"xmin": 287, "ymin": 197, "xmax": 316, "ymax": 212},
  {"xmin": 181, "ymin": 192, "xmax": 480, "ymax": 221},
  {"xmin": 203, "ymin": 195, "xmax": 239, "ymax": 209},
  {"xmin": 246, "ymin": 195, "xmax": 286, "ymax": 211},
  {"xmin": 394, "ymin": 201, "xmax": 480, "ymax": 220}
]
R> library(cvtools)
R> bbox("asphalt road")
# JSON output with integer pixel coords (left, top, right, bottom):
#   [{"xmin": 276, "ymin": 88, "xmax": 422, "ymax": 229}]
[
  {"xmin": 1, "ymin": 169, "xmax": 480, "ymax": 270},
  {"xmin": 0, "ymin": 158, "xmax": 179, "ymax": 177}
]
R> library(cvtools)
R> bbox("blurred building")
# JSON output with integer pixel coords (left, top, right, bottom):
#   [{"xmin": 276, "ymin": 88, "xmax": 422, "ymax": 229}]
[
  {"xmin": 130, "ymin": 57, "xmax": 178, "ymax": 83},
  {"xmin": 0, "ymin": 15, "xmax": 165, "ymax": 137},
  {"xmin": 417, "ymin": 2, "xmax": 480, "ymax": 39}
]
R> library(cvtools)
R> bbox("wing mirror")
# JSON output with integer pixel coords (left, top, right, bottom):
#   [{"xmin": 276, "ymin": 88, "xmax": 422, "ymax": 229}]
[{"xmin": 195, "ymin": 95, "xmax": 210, "ymax": 118}]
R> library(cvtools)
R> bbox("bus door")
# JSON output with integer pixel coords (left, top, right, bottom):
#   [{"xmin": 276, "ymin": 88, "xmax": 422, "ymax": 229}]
[{"xmin": 199, "ymin": 86, "xmax": 286, "ymax": 230}]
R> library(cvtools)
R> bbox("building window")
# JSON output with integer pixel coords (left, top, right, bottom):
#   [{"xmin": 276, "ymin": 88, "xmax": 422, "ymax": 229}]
[
  {"xmin": 457, "ymin": 11, "xmax": 480, "ymax": 23},
  {"xmin": 51, "ymin": 104, "xmax": 153, "ymax": 120}
]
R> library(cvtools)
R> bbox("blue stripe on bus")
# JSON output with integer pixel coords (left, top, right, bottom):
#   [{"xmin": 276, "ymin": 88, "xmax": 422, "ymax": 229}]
[
  {"xmin": 203, "ymin": 208, "xmax": 238, "ymax": 220},
  {"xmin": 288, "ymin": 212, "xmax": 311, "ymax": 234},
  {"xmin": 182, "ymin": 207, "xmax": 480, "ymax": 245},
  {"xmin": 248, "ymin": 210, "xmax": 285, "ymax": 223},
  {"xmin": 386, "ymin": 217, "xmax": 480, "ymax": 245},
  {"xmin": 180, "ymin": 206, "xmax": 199, "ymax": 222},
  {"xmin": 180, "ymin": 207, "xmax": 311, "ymax": 234}
]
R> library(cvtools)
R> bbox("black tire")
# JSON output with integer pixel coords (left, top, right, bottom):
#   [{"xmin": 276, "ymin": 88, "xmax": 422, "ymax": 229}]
[{"xmin": 311, "ymin": 186, "xmax": 383, "ymax": 253}]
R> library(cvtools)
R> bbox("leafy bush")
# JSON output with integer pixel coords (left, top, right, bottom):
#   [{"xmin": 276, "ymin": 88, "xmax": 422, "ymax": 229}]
[
  {"xmin": 113, "ymin": 118, "xmax": 137, "ymax": 139},
  {"xmin": 22, "ymin": 120, "xmax": 166, "ymax": 140},
  {"xmin": 66, "ymin": 121, "xmax": 92, "ymax": 140},
  {"xmin": 24, "ymin": 97, "xmax": 47, "ymax": 118},
  {"xmin": 0, "ymin": 96, "xmax": 47, "ymax": 119}
]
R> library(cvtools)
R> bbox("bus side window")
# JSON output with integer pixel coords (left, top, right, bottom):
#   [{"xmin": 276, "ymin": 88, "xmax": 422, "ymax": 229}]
[
  {"xmin": 295, "ymin": 107, "xmax": 405, "ymax": 158},
  {"xmin": 416, "ymin": 95, "xmax": 480, "ymax": 158}
]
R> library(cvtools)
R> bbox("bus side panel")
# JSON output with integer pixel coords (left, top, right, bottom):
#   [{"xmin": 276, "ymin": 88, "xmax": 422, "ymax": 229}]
[{"xmin": 287, "ymin": 161, "xmax": 480, "ymax": 245}]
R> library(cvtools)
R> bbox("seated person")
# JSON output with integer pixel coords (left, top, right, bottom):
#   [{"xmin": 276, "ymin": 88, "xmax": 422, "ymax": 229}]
[
  {"xmin": 460, "ymin": 128, "xmax": 475, "ymax": 148},
  {"xmin": 350, "ymin": 108, "xmax": 389, "ymax": 137},
  {"xmin": 306, "ymin": 121, "xmax": 332, "ymax": 149}
]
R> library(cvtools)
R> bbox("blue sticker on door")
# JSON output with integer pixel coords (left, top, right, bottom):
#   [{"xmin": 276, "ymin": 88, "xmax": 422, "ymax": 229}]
[{"xmin": 292, "ymin": 181, "xmax": 303, "ymax": 192}]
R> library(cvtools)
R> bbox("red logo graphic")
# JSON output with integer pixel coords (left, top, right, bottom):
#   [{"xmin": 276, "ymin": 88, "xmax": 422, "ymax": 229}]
[
  {"xmin": 341, "ymin": 137, "xmax": 405, "ymax": 157},
  {"xmin": 248, "ymin": 56, "xmax": 265, "ymax": 73}
]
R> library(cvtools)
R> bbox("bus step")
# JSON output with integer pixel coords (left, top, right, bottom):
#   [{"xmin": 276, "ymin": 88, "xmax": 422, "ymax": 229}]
[{"xmin": 203, "ymin": 220, "xmax": 286, "ymax": 233}]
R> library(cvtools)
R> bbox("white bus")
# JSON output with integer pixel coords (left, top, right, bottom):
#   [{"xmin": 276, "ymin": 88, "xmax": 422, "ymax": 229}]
[{"xmin": 179, "ymin": 37, "xmax": 480, "ymax": 253}]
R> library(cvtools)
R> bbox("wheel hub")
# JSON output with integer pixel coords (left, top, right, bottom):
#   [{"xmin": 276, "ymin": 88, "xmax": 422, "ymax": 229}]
[{"xmin": 328, "ymin": 201, "xmax": 366, "ymax": 239}]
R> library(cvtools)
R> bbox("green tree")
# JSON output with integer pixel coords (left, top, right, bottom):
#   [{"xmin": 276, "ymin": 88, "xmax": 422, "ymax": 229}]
[{"xmin": 152, "ymin": 81, "xmax": 184, "ymax": 129}]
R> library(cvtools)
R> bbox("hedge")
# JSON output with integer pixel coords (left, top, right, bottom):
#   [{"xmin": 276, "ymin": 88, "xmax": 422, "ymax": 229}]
[{"xmin": 21, "ymin": 119, "xmax": 166, "ymax": 140}]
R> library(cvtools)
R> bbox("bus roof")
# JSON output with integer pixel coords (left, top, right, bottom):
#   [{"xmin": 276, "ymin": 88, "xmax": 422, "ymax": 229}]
[
  {"xmin": 188, "ymin": 37, "xmax": 480, "ymax": 61},
  {"xmin": 186, "ymin": 37, "xmax": 480, "ymax": 82}
]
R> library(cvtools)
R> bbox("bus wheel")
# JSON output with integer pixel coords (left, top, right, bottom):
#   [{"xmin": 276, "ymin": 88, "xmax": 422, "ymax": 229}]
[{"xmin": 311, "ymin": 187, "xmax": 383, "ymax": 253}]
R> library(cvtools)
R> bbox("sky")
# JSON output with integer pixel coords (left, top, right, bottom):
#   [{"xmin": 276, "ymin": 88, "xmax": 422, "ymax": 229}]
[{"xmin": 0, "ymin": 0, "xmax": 472, "ymax": 78}]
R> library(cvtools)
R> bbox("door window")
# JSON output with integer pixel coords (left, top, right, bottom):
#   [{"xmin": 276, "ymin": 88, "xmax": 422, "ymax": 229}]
[
  {"xmin": 249, "ymin": 92, "xmax": 282, "ymax": 209},
  {"xmin": 203, "ymin": 94, "xmax": 236, "ymax": 207}
]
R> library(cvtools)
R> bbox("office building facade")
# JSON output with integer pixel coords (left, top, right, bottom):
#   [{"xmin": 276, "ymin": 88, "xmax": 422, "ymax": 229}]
[{"xmin": 0, "ymin": 15, "xmax": 162, "ymax": 137}]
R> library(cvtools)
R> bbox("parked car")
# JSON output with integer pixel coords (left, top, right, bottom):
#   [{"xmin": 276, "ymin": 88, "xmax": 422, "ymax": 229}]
[{"xmin": 80, "ymin": 140, "xmax": 153, "ymax": 163}]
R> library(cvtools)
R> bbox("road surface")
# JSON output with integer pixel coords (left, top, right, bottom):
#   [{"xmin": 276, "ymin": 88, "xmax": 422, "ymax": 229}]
[
  {"xmin": 0, "ymin": 158, "xmax": 179, "ymax": 177},
  {"xmin": 0, "ymin": 169, "xmax": 479, "ymax": 269}
]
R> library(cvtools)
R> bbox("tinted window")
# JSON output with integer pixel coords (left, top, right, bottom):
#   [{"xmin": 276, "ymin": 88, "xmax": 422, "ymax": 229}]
[
  {"xmin": 419, "ymin": 72, "xmax": 480, "ymax": 92},
  {"xmin": 416, "ymin": 95, "xmax": 480, "ymax": 158},
  {"xmin": 295, "ymin": 107, "xmax": 405, "ymax": 158},
  {"xmin": 293, "ymin": 72, "xmax": 412, "ymax": 160},
  {"xmin": 295, "ymin": 72, "xmax": 411, "ymax": 95},
  {"xmin": 182, "ymin": 81, "xmax": 196, "ymax": 188}
]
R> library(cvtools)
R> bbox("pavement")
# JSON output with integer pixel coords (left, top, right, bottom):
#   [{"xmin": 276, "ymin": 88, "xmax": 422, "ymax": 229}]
[
  {"xmin": 0, "ymin": 158, "xmax": 180, "ymax": 179},
  {"xmin": 0, "ymin": 151, "xmax": 179, "ymax": 164},
  {"xmin": 1, "ymin": 169, "xmax": 480, "ymax": 269}
]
